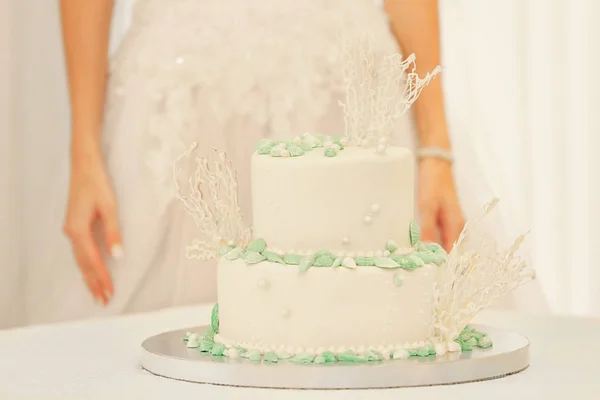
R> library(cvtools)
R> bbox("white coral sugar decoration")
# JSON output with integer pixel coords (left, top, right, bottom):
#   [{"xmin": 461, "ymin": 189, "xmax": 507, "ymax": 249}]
[
  {"xmin": 173, "ymin": 142, "xmax": 251, "ymax": 260},
  {"xmin": 431, "ymin": 198, "xmax": 536, "ymax": 346},
  {"xmin": 338, "ymin": 36, "xmax": 441, "ymax": 147}
]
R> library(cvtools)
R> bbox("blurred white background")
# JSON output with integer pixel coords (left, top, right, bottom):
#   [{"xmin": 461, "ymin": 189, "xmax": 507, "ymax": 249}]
[{"xmin": 1, "ymin": 0, "xmax": 599, "ymax": 328}]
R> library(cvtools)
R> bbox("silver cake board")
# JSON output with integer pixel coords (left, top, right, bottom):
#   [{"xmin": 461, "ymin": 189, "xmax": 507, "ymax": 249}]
[{"xmin": 140, "ymin": 324, "xmax": 529, "ymax": 389}]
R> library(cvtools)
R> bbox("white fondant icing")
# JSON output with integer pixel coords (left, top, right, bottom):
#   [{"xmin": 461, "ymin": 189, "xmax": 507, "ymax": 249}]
[
  {"xmin": 376, "ymin": 144, "xmax": 387, "ymax": 154},
  {"xmin": 364, "ymin": 215, "xmax": 373, "ymax": 224},
  {"xmin": 251, "ymin": 147, "xmax": 414, "ymax": 254},
  {"xmin": 371, "ymin": 204, "xmax": 380, "ymax": 213},
  {"xmin": 342, "ymin": 237, "xmax": 349, "ymax": 244},
  {"xmin": 218, "ymin": 259, "xmax": 436, "ymax": 350}
]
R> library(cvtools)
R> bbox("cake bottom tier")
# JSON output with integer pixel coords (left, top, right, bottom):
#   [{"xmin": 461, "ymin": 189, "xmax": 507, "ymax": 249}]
[{"xmin": 217, "ymin": 259, "xmax": 437, "ymax": 353}]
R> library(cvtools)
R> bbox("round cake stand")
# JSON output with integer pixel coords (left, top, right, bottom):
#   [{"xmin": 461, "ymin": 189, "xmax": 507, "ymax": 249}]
[{"xmin": 140, "ymin": 324, "xmax": 529, "ymax": 389}]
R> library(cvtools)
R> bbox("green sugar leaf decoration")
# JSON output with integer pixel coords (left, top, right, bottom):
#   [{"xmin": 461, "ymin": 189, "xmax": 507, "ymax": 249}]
[
  {"xmin": 391, "ymin": 255, "xmax": 419, "ymax": 270},
  {"xmin": 409, "ymin": 220, "xmax": 421, "ymax": 246},
  {"xmin": 287, "ymin": 145, "xmax": 305, "ymax": 157},
  {"xmin": 319, "ymin": 351, "xmax": 337, "ymax": 363},
  {"xmin": 408, "ymin": 349, "xmax": 418, "ymax": 357},
  {"xmin": 374, "ymin": 257, "xmax": 400, "ymax": 269},
  {"xmin": 202, "ymin": 328, "xmax": 215, "ymax": 341},
  {"xmin": 283, "ymin": 254, "xmax": 302, "ymax": 265},
  {"xmin": 218, "ymin": 246, "xmax": 233, "ymax": 257},
  {"xmin": 427, "ymin": 242, "xmax": 448, "ymax": 257},
  {"xmin": 332, "ymin": 257, "xmax": 343, "ymax": 268},
  {"xmin": 270, "ymin": 147, "xmax": 282, "ymax": 157},
  {"xmin": 298, "ymin": 255, "xmax": 315, "ymax": 274},
  {"xmin": 289, "ymin": 352, "xmax": 315, "ymax": 364},
  {"xmin": 407, "ymin": 254, "xmax": 425, "ymax": 267},
  {"xmin": 224, "ymin": 246, "xmax": 245, "ymax": 260},
  {"xmin": 324, "ymin": 148, "xmax": 337, "ymax": 157},
  {"xmin": 314, "ymin": 355, "xmax": 327, "ymax": 364},
  {"xmin": 299, "ymin": 142, "xmax": 314, "ymax": 151},
  {"xmin": 386, "ymin": 240, "xmax": 399, "ymax": 253},
  {"xmin": 210, "ymin": 343, "xmax": 226, "ymax": 357},
  {"xmin": 211, "ymin": 303, "xmax": 219, "ymax": 333},
  {"xmin": 275, "ymin": 350, "xmax": 292, "ymax": 359},
  {"xmin": 336, "ymin": 350, "xmax": 367, "ymax": 363},
  {"xmin": 355, "ymin": 257, "xmax": 376, "ymax": 267},
  {"xmin": 263, "ymin": 251, "xmax": 285, "ymax": 264},
  {"xmin": 314, "ymin": 254, "xmax": 335, "ymax": 267},
  {"xmin": 247, "ymin": 350, "xmax": 262, "ymax": 362},
  {"xmin": 416, "ymin": 347, "xmax": 430, "ymax": 357},
  {"xmin": 263, "ymin": 352, "xmax": 279, "ymax": 363},
  {"xmin": 198, "ymin": 340, "xmax": 214, "ymax": 353},
  {"xmin": 333, "ymin": 140, "xmax": 345, "ymax": 150},
  {"xmin": 255, "ymin": 138, "xmax": 273, "ymax": 151},
  {"xmin": 477, "ymin": 335, "xmax": 493, "ymax": 349},
  {"xmin": 247, "ymin": 238, "xmax": 267, "ymax": 253},
  {"xmin": 415, "ymin": 251, "xmax": 446, "ymax": 265},
  {"xmin": 244, "ymin": 251, "xmax": 267, "ymax": 264},
  {"xmin": 364, "ymin": 350, "xmax": 383, "ymax": 362}
]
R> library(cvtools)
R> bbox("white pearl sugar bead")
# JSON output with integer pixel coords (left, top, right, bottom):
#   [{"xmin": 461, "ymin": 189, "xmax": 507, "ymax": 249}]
[
  {"xmin": 371, "ymin": 204, "xmax": 380, "ymax": 213},
  {"xmin": 357, "ymin": 346, "xmax": 366, "ymax": 354},
  {"xmin": 447, "ymin": 341, "xmax": 461, "ymax": 352},
  {"xmin": 227, "ymin": 348, "xmax": 239, "ymax": 359},
  {"xmin": 383, "ymin": 250, "xmax": 391, "ymax": 257},
  {"xmin": 364, "ymin": 215, "xmax": 373, "ymax": 224},
  {"xmin": 340, "ymin": 137, "xmax": 349, "ymax": 146},
  {"xmin": 275, "ymin": 142, "xmax": 287, "ymax": 150},
  {"xmin": 316, "ymin": 346, "xmax": 326, "ymax": 354},
  {"xmin": 227, "ymin": 240, "xmax": 235, "ymax": 246},
  {"xmin": 324, "ymin": 140, "xmax": 334, "ymax": 148},
  {"xmin": 435, "ymin": 343, "xmax": 447, "ymax": 356},
  {"xmin": 378, "ymin": 137, "xmax": 388, "ymax": 145},
  {"xmin": 213, "ymin": 334, "xmax": 222, "ymax": 344},
  {"xmin": 332, "ymin": 144, "xmax": 341, "ymax": 151},
  {"xmin": 257, "ymin": 279, "xmax": 269, "ymax": 290},
  {"xmin": 293, "ymin": 136, "xmax": 303, "ymax": 144},
  {"xmin": 280, "ymin": 149, "xmax": 290, "ymax": 158},
  {"xmin": 342, "ymin": 237, "xmax": 349, "ymax": 244},
  {"xmin": 175, "ymin": 56, "xmax": 185, "ymax": 64},
  {"xmin": 306, "ymin": 347, "xmax": 315, "ymax": 354},
  {"xmin": 366, "ymin": 251, "xmax": 374, "ymax": 258},
  {"xmin": 281, "ymin": 308, "xmax": 291, "ymax": 318},
  {"xmin": 392, "ymin": 349, "xmax": 410, "ymax": 360},
  {"xmin": 276, "ymin": 249, "xmax": 286, "ymax": 256},
  {"xmin": 342, "ymin": 257, "xmax": 357, "ymax": 268},
  {"xmin": 376, "ymin": 144, "xmax": 387, "ymax": 155},
  {"xmin": 375, "ymin": 250, "xmax": 383, "ymax": 257}
]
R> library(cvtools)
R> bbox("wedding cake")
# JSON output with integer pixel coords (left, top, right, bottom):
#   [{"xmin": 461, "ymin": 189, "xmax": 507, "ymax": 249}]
[{"xmin": 177, "ymin": 41, "xmax": 534, "ymax": 364}]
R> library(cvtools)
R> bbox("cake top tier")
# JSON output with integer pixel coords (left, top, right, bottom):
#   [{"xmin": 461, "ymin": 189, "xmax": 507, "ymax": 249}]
[{"xmin": 251, "ymin": 141, "xmax": 415, "ymax": 256}]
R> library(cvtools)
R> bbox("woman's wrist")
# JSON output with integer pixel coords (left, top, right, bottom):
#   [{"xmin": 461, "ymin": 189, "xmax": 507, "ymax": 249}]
[{"xmin": 71, "ymin": 134, "xmax": 103, "ymax": 166}]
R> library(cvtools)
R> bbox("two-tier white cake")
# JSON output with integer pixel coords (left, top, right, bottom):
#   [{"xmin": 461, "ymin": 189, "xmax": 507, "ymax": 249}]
[{"xmin": 216, "ymin": 140, "xmax": 443, "ymax": 359}]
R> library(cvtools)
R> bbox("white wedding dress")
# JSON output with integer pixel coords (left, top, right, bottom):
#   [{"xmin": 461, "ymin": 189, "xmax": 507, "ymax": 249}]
[{"xmin": 30, "ymin": 0, "xmax": 546, "ymax": 325}]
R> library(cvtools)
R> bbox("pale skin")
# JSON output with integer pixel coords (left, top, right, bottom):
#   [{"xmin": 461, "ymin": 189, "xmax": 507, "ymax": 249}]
[{"xmin": 60, "ymin": 0, "xmax": 463, "ymax": 305}]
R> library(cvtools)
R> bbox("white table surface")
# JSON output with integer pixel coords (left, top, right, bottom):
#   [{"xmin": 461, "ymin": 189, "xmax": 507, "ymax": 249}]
[{"xmin": 0, "ymin": 306, "xmax": 599, "ymax": 400}]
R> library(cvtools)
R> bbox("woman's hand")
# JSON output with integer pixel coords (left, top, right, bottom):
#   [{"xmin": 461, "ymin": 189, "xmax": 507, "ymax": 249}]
[
  {"xmin": 63, "ymin": 151, "xmax": 122, "ymax": 305},
  {"xmin": 418, "ymin": 158, "xmax": 464, "ymax": 252}
]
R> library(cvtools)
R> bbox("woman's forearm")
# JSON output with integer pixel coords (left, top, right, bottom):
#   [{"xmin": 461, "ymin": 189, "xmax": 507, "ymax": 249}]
[
  {"xmin": 385, "ymin": 0, "xmax": 451, "ymax": 150},
  {"xmin": 60, "ymin": 0, "xmax": 114, "ymax": 162}
]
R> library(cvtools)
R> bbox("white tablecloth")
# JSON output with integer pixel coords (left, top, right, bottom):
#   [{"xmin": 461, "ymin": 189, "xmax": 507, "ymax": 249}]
[{"xmin": 0, "ymin": 305, "xmax": 599, "ymax": 400}]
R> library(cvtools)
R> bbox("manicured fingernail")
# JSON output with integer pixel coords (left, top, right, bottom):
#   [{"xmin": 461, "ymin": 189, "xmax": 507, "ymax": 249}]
[
  {"xmin": 111, "ymin": 244, "xmax": 125, "ymax": 259},
  {"xmin": 105, "ymin": 290, "xmax": 113, "ymax": 302}
]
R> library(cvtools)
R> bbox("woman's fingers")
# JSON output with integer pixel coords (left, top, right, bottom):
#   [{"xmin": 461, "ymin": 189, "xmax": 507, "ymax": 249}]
[
  {"xmin": 440, "ymin": 203, "xmax": 464, "ymax": 252},
  {"xmin": 71, "ymin": 228, "xmax": 114, "ymax": 304},
  {"xmin": 419, "ymin": 201, "xmax": 438, "ymax": 243},
  {"xmin": 100, "ymin": 199, "xmax": 124, "ymax": 260}
]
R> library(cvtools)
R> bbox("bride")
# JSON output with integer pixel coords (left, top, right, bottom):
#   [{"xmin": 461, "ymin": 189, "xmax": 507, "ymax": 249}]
[{"xmin": 56, "ymin": 0, "xmax": 468, "ymax": 319}]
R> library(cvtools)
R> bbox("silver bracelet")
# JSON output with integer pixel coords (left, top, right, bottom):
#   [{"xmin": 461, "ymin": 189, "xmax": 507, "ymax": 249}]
[{"xmin": 416, "ymin": 147, "xmax": 454, "ymax": 163}]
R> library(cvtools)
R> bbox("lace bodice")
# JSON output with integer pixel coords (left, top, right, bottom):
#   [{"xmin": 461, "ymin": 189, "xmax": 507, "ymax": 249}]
[{"xmin": 105, "ymin": 0, "xmax": 399, "ymax": 203}]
